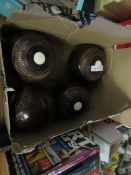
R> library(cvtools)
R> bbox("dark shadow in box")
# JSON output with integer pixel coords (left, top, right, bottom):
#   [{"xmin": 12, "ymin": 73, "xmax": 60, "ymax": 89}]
[
  {"xmin": 0, "ymin": 125, "xmax": 11, "ymax": 148},
  {"xmin": 1, "ymin": 25, "xmax": 23, "ymax": 91}
]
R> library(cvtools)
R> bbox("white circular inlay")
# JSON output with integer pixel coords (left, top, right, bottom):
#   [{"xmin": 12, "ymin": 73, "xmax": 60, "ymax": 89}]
[
  {"xmin": 73, "ymin": 102, "xmax": 83, "ymax": 111},
  {"xmin": 91, "ymin": 60, "xmax": 103, "ymax": 72},
  {"xmin": 34, "ymin": 52, "xmax": 46, "ymax": 65}
]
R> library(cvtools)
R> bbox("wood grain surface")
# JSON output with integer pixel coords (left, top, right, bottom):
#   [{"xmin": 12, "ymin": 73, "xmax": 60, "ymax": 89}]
[{"xmin": 0, "ymin": 151, "xmax": 9, "ymax": 175}]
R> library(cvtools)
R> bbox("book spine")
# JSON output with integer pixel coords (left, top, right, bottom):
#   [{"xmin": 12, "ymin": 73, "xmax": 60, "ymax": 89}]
[
  {"xmin": 50, "ymin": 139, "xmax": 69, "ymax": 159},
  {"xmin": 44, "ymin": 146, "xmax": 61, "ymax": 165},
  {"xmin": 6, "ymin": 150, "xmax": 31, "ymax": 175},
  {"xmin": 42, "ymin": 149, "xmax": 55, "ymax": 165},
  {"xmin": 68, "ymin": 160, "xmax": 99, "ymax": 175},
  {"xmin": 19, "ymin": 154, "xmax": 32, "ymax": 175},
  {"xmin": 56, "ymin": 137, "xmax": 72, "ymax": 152},
  {"xmin": 82, "ymin": 167, "xmax": 99, "ymax": 175}
]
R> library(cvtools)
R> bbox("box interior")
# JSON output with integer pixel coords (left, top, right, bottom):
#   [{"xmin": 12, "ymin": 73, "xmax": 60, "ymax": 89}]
[{"xmin": 1, "ymin": 12, "xmax": 131, "ymax": 147}]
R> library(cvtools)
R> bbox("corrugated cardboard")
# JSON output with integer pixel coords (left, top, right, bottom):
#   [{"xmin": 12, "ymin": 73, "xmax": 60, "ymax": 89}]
[
  {"xmin": 94, "ymin": 0, "xmax": 131, "ymax": 22},
  {"xmin": 1, "ymin": 11, "xmax": 131, "ymax": 150}
]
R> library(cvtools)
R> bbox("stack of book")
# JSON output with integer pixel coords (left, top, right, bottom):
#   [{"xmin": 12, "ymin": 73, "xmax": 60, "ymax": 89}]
[{"xmin": 6, "ymin": 129, "xmax": 100, "ymax": 175}]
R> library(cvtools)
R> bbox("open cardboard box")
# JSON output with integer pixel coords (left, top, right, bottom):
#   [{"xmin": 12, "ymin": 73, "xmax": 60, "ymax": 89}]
[{"xmin": 1, "ymin": 11, "xmax": 131, "ymax": 152}]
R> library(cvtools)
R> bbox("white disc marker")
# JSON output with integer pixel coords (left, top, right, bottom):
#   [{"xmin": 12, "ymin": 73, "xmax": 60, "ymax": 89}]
[
  {"xmin": 34, "ymin": 52, "xmax": 46, "ymax": 65},
  {"xmin": 74, "ymin": 102, "xmax": 83, "ymax": 111}
]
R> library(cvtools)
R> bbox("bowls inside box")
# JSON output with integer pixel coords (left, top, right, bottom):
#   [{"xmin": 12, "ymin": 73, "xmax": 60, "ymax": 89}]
[
  {"xmin": 11, "ymin": 32, "xmax": 56, "ymax": 82},
  {"xmin": 68, "ymin": 45, "xmax": 106, "ymax": 82},
  {"xmin": 1, "ymin": 26, "xmax": 106, "ymax": 143}
]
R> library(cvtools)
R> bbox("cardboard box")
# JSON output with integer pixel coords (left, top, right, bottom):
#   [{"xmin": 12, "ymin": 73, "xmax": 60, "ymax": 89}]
[
  {"xmin": 90, "ymin": 120, "xmax": 122, "ymax": 163},
  {"xmin": 94, "ymin": 0, "xmax": 131, "ymax": 22},
  {"xmin": 1, "ymin": 11, "xmax": 131, "ymax": 152}
]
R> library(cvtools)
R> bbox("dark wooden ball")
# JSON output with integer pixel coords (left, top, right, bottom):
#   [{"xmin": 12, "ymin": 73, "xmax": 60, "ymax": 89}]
[{"xmin": 15, "ymin": 85, "xmax": 55, "ymax": 131}]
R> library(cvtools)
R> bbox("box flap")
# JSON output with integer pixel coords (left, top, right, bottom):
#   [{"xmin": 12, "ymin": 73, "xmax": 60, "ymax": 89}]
[
  {"xmin": 7, "ymin": 11, "xmax": 131, "ymax": 48},
  {"xmin": 69, "ymin": 17, "xmax": 131, "ymax": 47},
  {"xmin": 7, "ymin": 11, "xmax": 78, "ymax": 44},
  {"xmin": 90, "ymin": 120, "xmax": 121, "ymax": 144},
  {"xmin": 110, "ymin": 108, "xmax": 131, "ymax": 127},
  {"xmin": 12, "ymin": 111, "xmax": 104, "ymax": 146},
  {"xmin": 8, "ymin": 10, "xmax": 54, "ymax": 21}
]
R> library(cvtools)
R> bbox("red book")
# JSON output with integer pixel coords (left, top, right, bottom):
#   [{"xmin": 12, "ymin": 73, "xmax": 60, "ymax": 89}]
[{"xmin": 84, "ymin": 167, "xmax": 99, "ymax": 175}]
